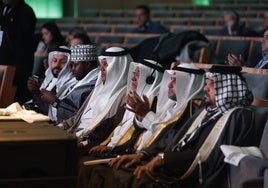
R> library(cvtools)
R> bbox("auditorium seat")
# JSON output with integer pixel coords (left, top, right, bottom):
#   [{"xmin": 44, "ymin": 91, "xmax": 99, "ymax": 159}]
[
  {"xmin": 125, "ymin": 35, "xmax": 154, "ymax": 46},
  {"xmin": 212, "ymin": 0, "xmax": 234, "ymax": 3},
  {"xmin": 236, "ymin": 0, "xmax": 259, "ymax": 3},
  {"xmin": 195, "ymin": 5, "xmax": 220, "ymax": 11},
  {"xmin": 178, "ymin": 12, "xmax": 202, "ymax": 18},
  {"xmin": 125, "ymin": 12, "xmax": 135, "ymax": 18},
  {"xmin": 248, "ymin": 20, "xmax": 263, "ymax": 30},
  {"xmin": 170, "ymin": 4, "xmax": 193, "ymax": 11},
  {"xmin": 149, "ymin": 4, "xmax": 168, "ymax": 11},
  {"xmin": 172, "ymin": 28, "xmax": 200, "ymax": 34},
  {"xmin": 247, "ymin": 41, "xmax": 262, "ymax": 67},
  {"xmin": 249, "ymin": 5, "xmax": 265, "ymax": 11},
  {"xmin": 203, "ymin": 12, "xmax": 222, "ymax": 18},
  {"xmin": 83, "ymin": 19, "xmax": 106, "ymax": 24},
  {"xmin": 230, "ymin": 118, "xmax": 268, "ymax": 188},
  {"xmin": 163, "ymin": 20, "xmax": 187, "ymax": 27},
  {"xmin": 109, "ymin": 20, "xmax": 132, "ymax": 24},
  {"xmin": 101, "ymin": 11, "xmax": 124, "ymax": 18},
  {"xmin": 189, "ymin": 20, "xmax": 215, "ymax": 26},
  {"xmin": 97, "ymin": 35, "xmax": 124, "ymax": 44},
  {"xmin": 87, "ymin": 26, "xmax": 111, "ymax": 33},
  {"xmin": 203, "ymin": 28, "xmax": 222, "ymax": 36},
  {"xmin": 0, "ymin": 65, "xmax": 16, "ymax": 108},
  {"xmin": 153, "ymin": 12, "xmax": 176, "ymax": 18},
  {"xmin": 240, "ymin": 12, "xmax": 258, "ymax": 18},
  {"xmin": 55, "ymin": 18, "xmax": 79, "ymax": 25},
  {"xmin": 215, "ymin": 38, "xmax": 251, "ymax": 64},
  {"xmin": 114, "ymin": 27, "xmax": 134, "ymax": 33},
  {"xmin": 79, "ymin": 10, "xmax": 98, "ymax": 17},
  {"xmin": 222, "ymin": 4, "xmax": 248, "ymax": 10},
  {"xmin": 225, "ymin": 68, "xmax": 268, "ymax": 188}
]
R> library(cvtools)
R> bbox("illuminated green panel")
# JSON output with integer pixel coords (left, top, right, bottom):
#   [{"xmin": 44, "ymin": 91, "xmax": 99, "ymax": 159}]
[
  {"xmin": 192, "ymin": 0, "xmax": 210, "ymax": 5},
  {"xmin": 25, "ymin": 0, "xmax": 63, "ymax": 18}
]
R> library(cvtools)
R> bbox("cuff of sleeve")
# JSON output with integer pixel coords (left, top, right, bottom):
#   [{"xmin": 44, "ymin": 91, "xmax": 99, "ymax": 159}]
[
  {"xmin": 134, "ymin": 117, "xmax": 144, "ymax": 128},
  {"xmin": 81, "ymin": 140, "xmax": 88, "ymax": 146},
  {"xmin": 52, "ymin": 98, "xmax": 60, "ymax": 108},
  {"xmin": 141, "ymin": 111, "xmax": 156, "ymax": 130}
]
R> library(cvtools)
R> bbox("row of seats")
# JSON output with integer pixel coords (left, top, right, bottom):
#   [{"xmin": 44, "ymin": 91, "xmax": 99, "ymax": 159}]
[
  {"xmin": 43, "ymin": 22, "xmax": 261, "ymax": 36},
  {"xmin": 79, "ymin": 10, "xmax": 266, "ymax": 18},
  {"xmin": 78, "ymin": 3, "xmax": 267, "ymax": 17},
  {"xmin": 53, "ymin": 32, "xmax": 262, "ymax": 67},
  {"xmin": 36, "ymin": 17, "xmax": 263, "ymax": 28}
]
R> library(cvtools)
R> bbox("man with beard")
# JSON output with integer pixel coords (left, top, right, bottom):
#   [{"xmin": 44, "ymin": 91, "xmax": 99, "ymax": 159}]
[
  {"xmin": 39, "ymin": 44, "xmax": 99, "ymax": 123},
  {"xmin": 25, "ymin": 46, "xmax": 77, "ymax": 119},
  {"xmin": 80, "ymin": 65, "xmax": 255, "ymax": 188},
  {"xmin": 57, "ymin": 47, "xmax": 133, "ymax": 152}
]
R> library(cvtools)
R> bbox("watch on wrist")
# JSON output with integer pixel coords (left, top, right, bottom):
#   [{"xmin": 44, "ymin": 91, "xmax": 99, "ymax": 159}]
[{"xmin": 52, "ymin": 98, "xmax": 60, "ymax": 108}]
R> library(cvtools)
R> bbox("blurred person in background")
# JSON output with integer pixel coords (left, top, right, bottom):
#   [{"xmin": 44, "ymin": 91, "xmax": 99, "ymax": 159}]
[
  {"xmin": 132, "ymin": 4, "xmax": 168, "ymax": 34},
  {"xmin": 0, "ymin": 0, "xmax": 36, "ymax": 104}
]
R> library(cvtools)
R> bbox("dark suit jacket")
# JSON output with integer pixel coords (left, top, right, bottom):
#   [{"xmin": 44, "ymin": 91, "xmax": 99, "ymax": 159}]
[{"xmin": 0, "ymin": 1, "xmax": 36, "ymax": 77}]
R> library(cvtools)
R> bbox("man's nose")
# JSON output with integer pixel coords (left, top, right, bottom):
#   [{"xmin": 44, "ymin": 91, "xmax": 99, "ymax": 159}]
[
  {"xmin": 203, "ymin": 85, "xmax": 208, "ymax": 92},
  {"xmin": 168, "ymin": 81, "xmax": 173, "ymax": 88}
]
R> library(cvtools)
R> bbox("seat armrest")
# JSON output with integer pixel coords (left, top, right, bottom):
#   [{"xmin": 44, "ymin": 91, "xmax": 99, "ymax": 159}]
[{"xmin": 230, "ymin": 156, "xmax": 268, "ymax": 188}]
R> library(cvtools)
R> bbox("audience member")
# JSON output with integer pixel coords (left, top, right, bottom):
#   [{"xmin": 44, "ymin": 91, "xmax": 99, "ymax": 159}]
[
  {"xmin": 226, "ymin": 29, "xmax": 268, "ymax": 69},
  {"xmin": 131, "ymin": 4, "xmax": 168, "ymax": 34},
  {"xmin": 41, "ymin": 21, "xmax": 65, "ymax": 53},
  {"xmin": 121, "ymin": 63, "xmax": 205, "ymax": 153},
  {"xmin": 57, "ymin": 47, "xmax": 133, "ymax": 148},
  {"xmin": 0, "ymin": 0, "xmax": 36, "ymax": 104},
  {"xmin": 89, "ymin": 59, "xmax": 164, "ymax": 155},
  {"xmin": 66, "ymin": 27, "xmax": 91, "ymax": 46},
  {"xmin": 44, "ymin": 44, "xmax": 99, "ymax": 123},
  {"xmin": 257, "ymin": 8, "xmax": 268, "ymax": 37},
  {"xmin": 25, "ymin": 46, "xmax": 77, "ymax": 118},
  {"xmin": 32, "ymin": 21, "xmax": 66, "ymax": 78},
  {"xmin": 220, "ymin": 10, "xmax": 247, "ymax": 36},
  {"xmin": 78, "ymin": 65, "xmax": 254, "ymax": 188}
]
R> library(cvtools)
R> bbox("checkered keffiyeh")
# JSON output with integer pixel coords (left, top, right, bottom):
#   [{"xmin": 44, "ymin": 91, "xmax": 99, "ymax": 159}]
[
  {"xmin": 71, "ymin": 44, "xmax": 97, "ymax": 62},
  {"xmin": 206, "ymin": 72, "xmax": 253, "ymax": 114}
]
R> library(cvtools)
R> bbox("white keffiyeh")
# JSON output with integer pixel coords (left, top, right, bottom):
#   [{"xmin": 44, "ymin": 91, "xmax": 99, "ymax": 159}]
[{"xmin": 107, "ymin": 60, "xmax": 164, "ymax": 148}]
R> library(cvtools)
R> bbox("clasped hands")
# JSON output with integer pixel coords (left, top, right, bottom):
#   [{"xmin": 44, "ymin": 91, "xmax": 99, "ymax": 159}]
[{"xmin": 108, "ymin": 153, "xmax": 164, "ymax": 180}]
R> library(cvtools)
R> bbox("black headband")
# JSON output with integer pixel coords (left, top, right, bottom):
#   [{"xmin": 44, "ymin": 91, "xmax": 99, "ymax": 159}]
[
  {"xmin": 172, "ymin": 66, "xmax": 205, "ymax": 75},
  {"xmin": 139, "ymin": 60, "xmax": 166, "ymax": 73},
  {"xmin": 101, "ymin": 48, "xmax": 130, "ymax": 56},
  {"xmin": 209, "ymin": 65, "xmax": 242, "ymax": 74},
  {"xmin": 54, "ymin": 46, "xmax": 71, "ymax": 54}
]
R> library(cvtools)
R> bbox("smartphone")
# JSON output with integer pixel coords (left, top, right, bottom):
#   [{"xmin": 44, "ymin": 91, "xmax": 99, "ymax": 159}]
[{"xmin": 32, "ymin": 75, "xmax": 39, "ymax": 83}]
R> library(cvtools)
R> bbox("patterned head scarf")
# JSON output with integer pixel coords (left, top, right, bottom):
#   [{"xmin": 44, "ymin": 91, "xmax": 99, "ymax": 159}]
[
  {"xmin": 70, "ymin": 44, "xmax": 98, "ymax": 62},
  {"xmin": 206, "ymin": 65, "xmax": 253, "ymax": 114}
]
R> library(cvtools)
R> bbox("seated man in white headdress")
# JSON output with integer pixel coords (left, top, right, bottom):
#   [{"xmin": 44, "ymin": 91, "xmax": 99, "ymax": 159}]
[
  {"xmin": 88, "ymin": 59, "xmax": 164, "ymax": 155},
  {"xmin": 89, "ymin": 63, "xmax": 205, "ymax": 157},
  {"xmin": 40, "ymin": 44, "xmax": 99, "ymax": 123},
  {"xmin": 124, "ymin": 63, "xmax": 206, "ymax": 153},
  {"xmin": 79, "ymin": 65, "xmax": 255, "ymax": 188},
  {"xmin": 25, "ymin": 46, "xmax": 77, "ymax": 117},
  {"xmin": 57, "ymin": 47, "xmax": 133, "ymax": 149},
  {"xmin": 76, "ymin": 63, "xmax": 205, "ymax": 187}
]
